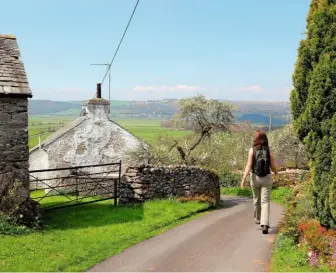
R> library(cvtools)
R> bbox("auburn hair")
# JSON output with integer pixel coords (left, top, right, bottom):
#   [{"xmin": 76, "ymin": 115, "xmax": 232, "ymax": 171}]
[{"xmin": 253, "ymin": 129, "xmax": 269, "ymax": 149}]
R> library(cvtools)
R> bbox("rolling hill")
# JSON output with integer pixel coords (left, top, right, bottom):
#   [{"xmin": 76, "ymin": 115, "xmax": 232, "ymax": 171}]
[{"xmin": 28, "ymin": 99, "xmax": 291, "ymax": 126}]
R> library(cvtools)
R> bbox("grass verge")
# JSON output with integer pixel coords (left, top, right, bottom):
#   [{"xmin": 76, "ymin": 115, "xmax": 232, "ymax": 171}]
[
  {"xmin": 269, "ymin": 183, "xmax": 334, "ymax": 272},
  {"xmin": 271, "ymin": 234, "xmax": 310, "ymax": 272},
  {"xmin": 220, "ymin": 186, "xmax": 292, "ymax": 206},
  {"xmin": 270, "ymin": 233, "xmax": 330, "ymax": 272},
  {"xmin": 0, "ymin": 199, "xmax": 210, "ymax": 272}
]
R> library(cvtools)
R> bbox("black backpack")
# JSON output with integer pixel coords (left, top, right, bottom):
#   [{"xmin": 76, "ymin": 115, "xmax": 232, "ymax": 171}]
[{"xmin": 253, "ymin": 146, "xmax": 270, "ymax": 177}]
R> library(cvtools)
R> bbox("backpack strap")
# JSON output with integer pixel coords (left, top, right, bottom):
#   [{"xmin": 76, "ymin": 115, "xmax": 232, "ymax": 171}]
[{"xmin": 252, "ymin": 146, "xmax": 257, "ymax": 174}]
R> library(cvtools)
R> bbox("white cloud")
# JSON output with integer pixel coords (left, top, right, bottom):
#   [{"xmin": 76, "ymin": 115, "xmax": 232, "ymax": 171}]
[
  {"xmin": 238, "ymin": 85, "xmax": 263, "ymax": 92},
  {"xmin": 134, "ymin": 85, "xmax": 202, "ymax": 93}
]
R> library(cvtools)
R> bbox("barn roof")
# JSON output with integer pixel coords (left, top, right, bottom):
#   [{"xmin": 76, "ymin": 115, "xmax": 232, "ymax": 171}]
[{"xmin": 0, "ymin": 35, "xmax": 32, "ymax": 97}]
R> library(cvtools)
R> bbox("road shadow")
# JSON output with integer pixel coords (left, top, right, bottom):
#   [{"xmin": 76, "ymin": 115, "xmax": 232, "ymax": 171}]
[{"xmin": 220, "ymin": 195, "xmax": 251, "ymax": 209}]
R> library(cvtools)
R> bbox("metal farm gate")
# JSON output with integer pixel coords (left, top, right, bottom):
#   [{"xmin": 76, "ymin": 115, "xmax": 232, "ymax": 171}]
[{"xmin": 29, "ymin": 161, "xmax": 121, "ymax": 211}]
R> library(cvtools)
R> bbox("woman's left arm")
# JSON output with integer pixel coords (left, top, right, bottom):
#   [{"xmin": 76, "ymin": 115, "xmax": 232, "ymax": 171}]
[{"xmin": 241, "ymin": 148, "xmax": 253, "ymax": 189}]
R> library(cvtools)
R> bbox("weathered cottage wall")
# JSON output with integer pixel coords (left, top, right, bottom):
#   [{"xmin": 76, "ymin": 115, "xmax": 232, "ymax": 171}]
[
  {"xmin": 120, "ymin": 165, "xmax": 220, "ymax": 206},
  {"xmin": 29, "ymin": 149, "xmax": 48, "ymax": 190},
  {"xmin": 44, "ymin": 101, "xmax": 139, "ymax": 169},
  {"xmin": 29, "ymin": 148, "xmax": 48, "ymax": 171}
]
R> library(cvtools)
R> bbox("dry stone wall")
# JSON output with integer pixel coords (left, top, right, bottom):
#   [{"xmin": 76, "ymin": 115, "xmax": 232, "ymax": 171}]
[
  {"xmin": 0, "ymin": 95, "xmax": 41, "ymax": 226},
  {"xmin": 0, "ymin": 96, "xmax": 29, "ymax": 186},
  {"xmin": 119, "ymin": 164, "xmax": 220, "ymax": 206},
  {"xmin": 233, "ymin": 169, "xmax": 309, "ymax": 187},
  {"xmin": 273, "ymin": 169, "xmax": 310, "ymax": 187}
]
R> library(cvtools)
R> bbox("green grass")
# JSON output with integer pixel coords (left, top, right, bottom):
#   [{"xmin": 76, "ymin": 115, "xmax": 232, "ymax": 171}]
[
  {"xmin": 28, "ymin": 133, "xmax": 51, "ymax": 149},
  {"xmin": 221, "ymin": 187, "xmax": 253, "ymax": 198},
  {"xmin": 0, "ymin": 199, "xmax": 210, "ymax": 272},
  {"xmin": 220, "ymin": 186, "xmax": 293, "ymax": 206},
  {"xmin": 270, "ymin": 187, "xmax": 293, "ymax": 206},
  {"xmin": 114, "ymin": 119, "xmax": 190, "ymax": 144},
  {"xmin": 270, "ymin": 234, "xmax": 330, "ymax": 272},
  {"xmin": 28, "ymin": 117, "xmax": 190, "ymax": 148}
]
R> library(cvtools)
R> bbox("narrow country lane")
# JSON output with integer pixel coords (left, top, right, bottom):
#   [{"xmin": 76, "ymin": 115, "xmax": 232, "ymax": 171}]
[{"xmin": 88, "ymin": 196, "xmax": 284, "ymax": 272}]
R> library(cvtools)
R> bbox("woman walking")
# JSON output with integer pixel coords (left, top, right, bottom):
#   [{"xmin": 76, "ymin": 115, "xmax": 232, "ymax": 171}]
[{"xmin": 240, "ymin": 129, "xmax": 278, "ymax": 234}]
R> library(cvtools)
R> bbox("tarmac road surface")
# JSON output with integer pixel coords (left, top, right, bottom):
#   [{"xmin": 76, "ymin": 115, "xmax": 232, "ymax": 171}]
[{"xmin": 88, "ymin": 196, "xmax": 284, "ymax": 272}]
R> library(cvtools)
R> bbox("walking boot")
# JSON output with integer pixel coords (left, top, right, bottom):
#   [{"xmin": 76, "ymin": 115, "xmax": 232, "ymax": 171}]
[{"xmin": 261, "ymin": 225, "xmax": 269, "ymax": 234}]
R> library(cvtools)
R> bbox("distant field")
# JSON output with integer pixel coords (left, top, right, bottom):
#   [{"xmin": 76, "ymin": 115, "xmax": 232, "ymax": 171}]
[
  {"xmin": 113, "ymin": 119, "xmax": 189, "ymax": 143},
  {"xmin": 28, "ymin": 116, "xmax": 190, "ymax": 149}
]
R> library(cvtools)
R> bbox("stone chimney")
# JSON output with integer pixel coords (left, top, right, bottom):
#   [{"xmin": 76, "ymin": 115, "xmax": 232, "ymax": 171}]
[{"xmin": 81, "ymin": 83, "xmax": 110, "ymax": 120}]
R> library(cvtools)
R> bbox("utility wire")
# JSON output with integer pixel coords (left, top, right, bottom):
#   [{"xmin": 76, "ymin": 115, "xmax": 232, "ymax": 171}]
[{"xmin": 101, "ymin": 0, "xmax": 140, "ymax": 84}]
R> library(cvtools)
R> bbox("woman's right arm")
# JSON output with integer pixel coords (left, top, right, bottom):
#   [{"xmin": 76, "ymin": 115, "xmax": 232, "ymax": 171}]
[
  {"xmin": 270, "ymin": 150, "xmax": 278, "ymax": 175},
  {"xmin": 241, "ymin": 148, "xmax": 253, "ymax": 189}
]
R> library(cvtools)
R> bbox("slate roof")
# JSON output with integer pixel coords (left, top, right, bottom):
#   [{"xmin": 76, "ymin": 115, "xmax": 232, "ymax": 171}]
[{"xmin": 0, "ymin": 35, "xmax": 31, "ymax": 97}]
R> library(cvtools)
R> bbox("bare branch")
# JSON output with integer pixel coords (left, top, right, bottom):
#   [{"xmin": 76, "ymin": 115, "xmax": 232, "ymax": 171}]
[
  {"xmin": 177, "ymin": 146, "xmax": 186, "ymax": 161},
  {"xmin": 168, "ymin": 137, "xmax": 178, "ymax": 152},
  {"xmin": 169, "ymin": 136, "xmax": 187, "ymax": 161}
]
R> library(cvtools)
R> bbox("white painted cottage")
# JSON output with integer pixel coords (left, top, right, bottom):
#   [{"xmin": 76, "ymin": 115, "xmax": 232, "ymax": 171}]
[{"xmin": 29, "ymin": 85, "xmax": 144, "ymax": 193}]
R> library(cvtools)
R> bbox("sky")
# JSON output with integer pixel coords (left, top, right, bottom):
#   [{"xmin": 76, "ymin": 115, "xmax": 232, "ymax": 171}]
[{"xmin": 1, "ymin": 0, "xmax": 310, "ymax": 102}]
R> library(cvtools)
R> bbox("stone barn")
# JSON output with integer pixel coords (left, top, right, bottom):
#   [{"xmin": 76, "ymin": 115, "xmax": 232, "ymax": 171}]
[
  {"xmin": 0, "ymin": 35, "xmax": 32, "ymax": 188},
  {"xmin": 0, "ymin": 34, "xmax": 40, "ymax": 224},
  {"xmin": 29, "ymin": 84, "xmax": 144, "ymax": 193}
]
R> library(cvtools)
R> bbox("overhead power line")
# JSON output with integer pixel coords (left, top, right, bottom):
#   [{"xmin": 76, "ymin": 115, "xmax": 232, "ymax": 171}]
[{"xmin": 101, "ymin": 0, "xmax": 140, "ymax": 84}]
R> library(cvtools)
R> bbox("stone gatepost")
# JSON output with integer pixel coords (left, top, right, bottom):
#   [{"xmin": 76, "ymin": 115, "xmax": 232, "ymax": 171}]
[{"xmin": 0, "ymin": 35, "xmax": 40, "ymax": 226}]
